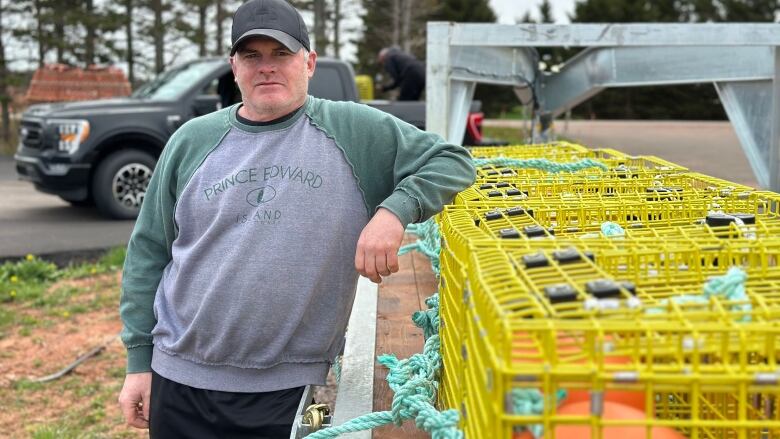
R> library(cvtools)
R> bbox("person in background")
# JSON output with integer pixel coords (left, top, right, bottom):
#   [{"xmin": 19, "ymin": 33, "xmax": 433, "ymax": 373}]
[{"xmin": 378, "ymin": 46, "xmax": 426, "ymax": 101}]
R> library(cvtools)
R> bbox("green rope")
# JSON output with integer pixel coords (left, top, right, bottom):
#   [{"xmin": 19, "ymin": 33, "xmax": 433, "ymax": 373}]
[
  {"xmin": 412, "ymin": 295, "xmax": 440, "ymax": 340},
  {"xmin": 600, "ymin": 221, "xmax": 625, "ymax": 237},
  {"xmin": 399, "ymin": 218, "xmax": 441, "ymax": 277},
  {"xmin": 646, "ymin": 267, "xmax": 749, "ymax": 321},
  {"xmin": 703, "ymin": 267, "xmax": 750, "ymax": 321},
  {"xmin": 399, "ymin": 221, "xmax": 570, "ymax": 438},
  {"xmin": 472, "ymin": 157, "xmax": 608, "ymax": 173},
  {"xmin": 511, "ymin": 388, "xmax": 568, "ymax": 438},
  {"xmin": 305, "ymin": 294, "xmax": 462, "ymax": 439}
]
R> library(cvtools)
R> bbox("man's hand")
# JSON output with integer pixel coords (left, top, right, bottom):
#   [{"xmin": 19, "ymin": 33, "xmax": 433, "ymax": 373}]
[
  {"xmin": 118, "ymin": 372, "xmax": 152, "ymax": 429},
  {"xmin": 355, "ymin": 208, "xmax": 405, "ymax": 284}
]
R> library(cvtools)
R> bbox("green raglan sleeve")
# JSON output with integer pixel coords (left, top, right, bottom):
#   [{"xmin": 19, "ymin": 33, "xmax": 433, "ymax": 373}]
[
  {"xmin": 375, "ymin": 117, "xmax": 476, "ymax": 226},
  {"xmin": 119, "ymin": 133, "xmax": 181, "ymax": 373},
  {"xmin": 307, "ymin": 98, "xmax": 476, "ymax": 226}
]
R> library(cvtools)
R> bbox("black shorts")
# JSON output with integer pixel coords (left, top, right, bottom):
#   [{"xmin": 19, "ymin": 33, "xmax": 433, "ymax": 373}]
[{"xmin": 149, "ymin": 370, "xmax": 305, "ymax": 439}]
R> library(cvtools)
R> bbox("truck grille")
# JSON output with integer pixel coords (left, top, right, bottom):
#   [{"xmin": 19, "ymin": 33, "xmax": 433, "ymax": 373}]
[{"xmin": 20, "ymin": 120, "xmax": 44, "ymax": 149}]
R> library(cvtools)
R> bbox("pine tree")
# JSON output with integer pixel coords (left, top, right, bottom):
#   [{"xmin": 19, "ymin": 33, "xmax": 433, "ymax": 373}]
[
  {"xmin": 539, "ymin": 0, "xmax": 553, "ymax": 23},
  {"xmin": 358, "ymin": 0, "xmax": 437, "ymax": 68},
  {"xmin": 0, "ymin": 0, "xmax": 10, "ymax": 142},
  {"xmin": 175, "ymin": 0, "xmax": 212, "ymax": 57},
  {"xmin": 354, "ymin": 0, "xmax": 394, "ymax": 77},
  {"xmin": 428, "ymin": 0, "xmax": 496, "ymax": 22},
  {"xmin": 568, "ymin": 0, "xmax": 732, "ymax": 120}
]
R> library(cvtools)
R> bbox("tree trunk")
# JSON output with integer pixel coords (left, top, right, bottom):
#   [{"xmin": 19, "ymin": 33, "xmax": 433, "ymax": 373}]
[
  {"xmin": 125, "ymin": 0, "xmax": 134, "ymax": 85},
  {"xmin": 198, "ymin": 2, "xmax": 207, "ymax": 57},
  {"xmin": 152, "ymin": 0, "xmax": 164, "ymax": 73},
  {"xmin": 401, "ymin": 0, "xmax": 411, "ymax": 52},
  {"xmin": 35, "ymin": 0, "xmax": 45, "ymax": 67},
  {"xmin": 216, "ymin": 0, "xmax": 224, "ymax": 55},
  {"xmin": 84, "ymin": 0, "xmax": 95, "ymax": 66},
  {"xmin": 313, "ymin": 0, "xmax": 326, "ymax": 54},
  {"xmin": 392, "ymin": 0, "xmax": 400, "ymax": 46},
  {"xmin": 333, "ymin": 0, "xmax": 340, "ymax": 58},
  {"xmin": 54, "ymin": 1, "xmax": 65, "ymax": 63},
  {"xmin": 0, "ymin": 0, "xmax": 10, "ymax": 142}
]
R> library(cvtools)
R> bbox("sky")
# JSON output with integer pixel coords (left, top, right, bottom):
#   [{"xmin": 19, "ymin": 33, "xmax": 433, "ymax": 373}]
[{"xmin": 489, "ymin": 0, "xmax": 577, "ymax": 24}]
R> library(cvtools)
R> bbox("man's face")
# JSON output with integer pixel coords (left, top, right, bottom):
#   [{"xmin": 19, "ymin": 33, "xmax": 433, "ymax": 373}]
[{"xmin": 230, "ymin": 37, "xmax": 316, "ymax": 120}]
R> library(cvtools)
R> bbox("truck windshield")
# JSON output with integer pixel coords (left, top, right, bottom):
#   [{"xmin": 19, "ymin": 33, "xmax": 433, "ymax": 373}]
[{"xmin": 131, "ymin": 60, "xmax": 225, "ymax": 101}]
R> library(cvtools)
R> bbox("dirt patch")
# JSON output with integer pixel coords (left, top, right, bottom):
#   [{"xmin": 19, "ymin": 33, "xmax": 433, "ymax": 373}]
[
  {"xmin": 0, "ymin": 272, "xmax": 143, "ymax": 438},
  {"xmin": 1, "ymin": 271, "xmax": 337, "ymax": 438}
]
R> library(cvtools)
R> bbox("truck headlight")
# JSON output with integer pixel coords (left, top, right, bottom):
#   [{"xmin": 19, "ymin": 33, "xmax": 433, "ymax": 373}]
[{"xmin": 51, "ymin": 120, "xmax": 90, "ymax": 154}]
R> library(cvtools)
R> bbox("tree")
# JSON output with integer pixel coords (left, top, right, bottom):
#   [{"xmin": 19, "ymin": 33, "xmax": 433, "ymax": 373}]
[
  {"xmin": 32, "ymin": 0, "xmax": 46, "ymax": 67},
  {"xmin": 538, "ymin": 0, "xmax": 553, "ymax": 23},
  {"xmin": 209, "ymin": 0, "xmax": 243, "ymax": 56},
  {"xmin": 354, "ymin": 0, "xmax": 434, "ymax": 79},
  {"xmin": 428, "ymin": 0, "xmax": 496, "ymax": 22},
  {"xmin": 215, "ymin": 0, "xmax": 226, "ymax": 55},
  {"xmin": 76, "ymin": 1, "xmax": 124, "ymax": 67},
  {"xmin": 10, "ymin": 0, "xmax": 124, "ymax": 69},
  {"xmin": 134, "ymin": 0, "xmax": 187, "ymax": 75},
  {"xmin": 176, "ymin": 0, "xmax": 211, "ymax": 57},
  {"xmin": 355, "ymin": 0, "xmax": 394, "ymax": 77},
  {"xmin": 149, "ymin": 0, "xmax": 166, "ymax": 73},
  {"xmin": 567, "ymin": 0, "xmax": 738, "ymax": 120},
  {"xmin": 333, "ymin": 0, "xmax": 341, "ymax": 57},
  {"xmin": 696, "ymin": 0, "xmax": 778, "ymax": 21},
  {"xmin": 84, "ymin": 0, "xmax": 96, "ymax": 64},
  {"xmin": 124, "ymin": 0, "xmax": 135, "ymax": 84},
  {"xmin": 0, "ymin": 0, "xmax": 10, "ymax": 141},
  {"xmin": 11, "ymin": 1, "xmax": 66, "ymax": 67},
  {"xmin": 314, "ymin": 0, "xmax": 328, "ymax": 53}
]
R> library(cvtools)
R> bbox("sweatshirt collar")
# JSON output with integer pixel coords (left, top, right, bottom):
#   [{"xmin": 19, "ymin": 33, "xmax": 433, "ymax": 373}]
[{"xmin": 228, "ymin": 96, "xmax": 310, "ymax": 133}]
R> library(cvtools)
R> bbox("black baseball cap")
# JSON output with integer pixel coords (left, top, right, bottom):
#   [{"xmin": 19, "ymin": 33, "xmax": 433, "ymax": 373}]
[{"xmin": 231, "ymin": 0, "xmax": 311, "ymax": 56}]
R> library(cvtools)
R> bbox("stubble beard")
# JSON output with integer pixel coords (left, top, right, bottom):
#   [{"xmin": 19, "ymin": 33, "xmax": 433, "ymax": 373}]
[{"xmin": 243, "ymin": 63, "xmax": 309, "ymax": 120}]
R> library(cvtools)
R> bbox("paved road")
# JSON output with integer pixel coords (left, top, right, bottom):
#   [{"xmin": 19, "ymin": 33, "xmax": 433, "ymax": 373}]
[
  {"xmin": 0, "ymin": 155, "xmax": 134, "ymax": 260},
  {"xmin": 0, "ymin": 120, "xmax": 763, "ymax": 260},
  {"xmin": 485, "ymin": 119, "xmax": 759, "ymax": 188}
]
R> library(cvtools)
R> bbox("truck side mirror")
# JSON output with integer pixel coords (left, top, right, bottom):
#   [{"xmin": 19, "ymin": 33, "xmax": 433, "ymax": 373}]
[{"xmin": 194, "ymin": 95, "xmax": 220, "ymax": 116}]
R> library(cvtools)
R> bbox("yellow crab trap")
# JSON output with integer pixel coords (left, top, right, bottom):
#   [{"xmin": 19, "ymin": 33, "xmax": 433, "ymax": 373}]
[
  {"xmin": 453, "ymin": 245, "xmax": 780, "ymax": 439},
  {"xmin": 438, "ymin": 208, "xmax": 492, "ymax": 410},
  {"xmin": 468, "ymin": 141, "xmax": 594, "ymax": 159},
  {"xmin": 467, "ymin": 172, "xmax": 754, "ymax": 201},
  {"xmin": 469, "ymin": 143, "xmax": 680, "ymax": 170},
  {"xmin": 448, "ymin": 190, "xmax": 780, "ymax": 235},
  {"xmin": 473, "ymin": 158, "xmax": 687, "ymax": 182},
  {"xmin": 433, "ymin": 140, "xmax": 780, "ymax": 438}
]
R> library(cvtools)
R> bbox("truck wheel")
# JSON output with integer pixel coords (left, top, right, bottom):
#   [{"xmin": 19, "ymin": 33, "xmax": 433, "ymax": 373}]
[{"xmin": 92, "ymin": 149, "xmax": 156, "ymax": 220}]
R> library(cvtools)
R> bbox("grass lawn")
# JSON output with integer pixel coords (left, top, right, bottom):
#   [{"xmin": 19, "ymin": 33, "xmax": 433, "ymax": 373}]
[{"xmin": 481, "ymin": 126, "xmax": 528, "ymax": 145}]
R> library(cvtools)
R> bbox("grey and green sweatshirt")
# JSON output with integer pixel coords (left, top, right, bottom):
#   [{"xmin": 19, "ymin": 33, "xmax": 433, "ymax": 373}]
[{"xmin": 119, "ymin": 95, "xmax": 475, "ymax": 392}]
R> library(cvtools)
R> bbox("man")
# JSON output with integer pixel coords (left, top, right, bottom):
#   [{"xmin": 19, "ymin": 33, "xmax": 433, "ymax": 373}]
[
  {"xmin": 378, "ymin": 47, "xmax": 426, "ymax": 101},
  {"xmin": 117, "ymin": 0, "xmax": 475, "ymax": 437}
]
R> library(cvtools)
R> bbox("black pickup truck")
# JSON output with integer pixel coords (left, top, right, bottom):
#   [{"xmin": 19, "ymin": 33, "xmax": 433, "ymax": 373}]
[{"xmin": 14, "ymin": 57, "xmax": 486, "ymax": 219}]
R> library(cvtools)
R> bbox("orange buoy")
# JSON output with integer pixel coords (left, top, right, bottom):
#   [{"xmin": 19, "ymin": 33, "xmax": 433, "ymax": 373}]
[
  {"xmin": 512, "ymin": 333, "xmax": 646, "ymax": 411},
  {"xmin": 564, "ymin": 388, "xmax": 646, "ymax": 412},
  {"xmin": 554, "ymin": 400, "xmax": 686, "ymax": 439}
]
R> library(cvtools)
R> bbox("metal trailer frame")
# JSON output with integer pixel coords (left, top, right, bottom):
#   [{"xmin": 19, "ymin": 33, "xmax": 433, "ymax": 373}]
[{"xmin": 426, "ymin": 23, "xmax": 780, "ymax": 190}]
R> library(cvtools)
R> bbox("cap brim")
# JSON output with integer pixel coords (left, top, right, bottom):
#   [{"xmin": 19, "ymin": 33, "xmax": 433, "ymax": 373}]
[{"xmin": 231, "ymin": 29, "xmax": 304, "ymax": 55}]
